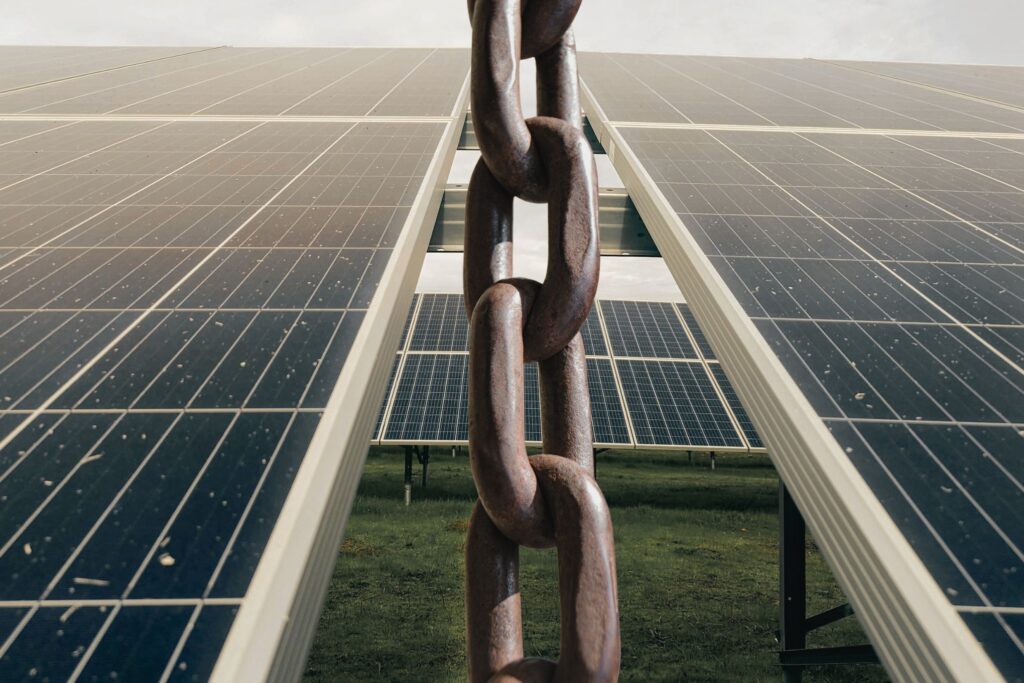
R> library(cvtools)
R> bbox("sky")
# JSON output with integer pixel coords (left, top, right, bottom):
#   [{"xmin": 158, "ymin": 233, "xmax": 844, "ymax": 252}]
[
  {"xmin": 5, "ymin": 0, "xmax": 1024, "ymax": 65},
  {"xmin": 5, "ymin": 0, "xmax": 1022, "ymax": 300}
]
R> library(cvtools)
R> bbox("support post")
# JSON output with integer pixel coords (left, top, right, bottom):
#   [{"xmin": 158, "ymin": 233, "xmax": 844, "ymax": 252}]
[
  {"xmin": 687, "ymin": 450, "xmax": 692, "ymax": 465},
  {"xmin": 418, "ymin": 445, "xmax": 431, "ymax": 488},
  {"xmin": 776, "ymin": 483, "xmax": 878, "ymax": 678},
  {"xmin": 780, "ymin": 482, "xmax": 807, "ymax": 682},
  {"xmin": 710, "ymin": 452, "xmax": 716, "ymax": 470},
  {"xmin": 404, "ymin": 446, "xmax": 413, "ymax": 506}
]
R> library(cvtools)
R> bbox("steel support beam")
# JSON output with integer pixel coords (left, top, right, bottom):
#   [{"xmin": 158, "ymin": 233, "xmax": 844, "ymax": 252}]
[{"xmin": 431, "ymin": 185, "xmax": 659, "ymax": 256}]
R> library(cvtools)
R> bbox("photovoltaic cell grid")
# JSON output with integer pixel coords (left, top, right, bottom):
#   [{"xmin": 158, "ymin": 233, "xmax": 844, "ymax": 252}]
[
  {"xmin": 835, "ymin": 59, "xmax": 1024, "ymax": 111},
  {"xmin": 581, "ymin": 55, "xmax": 1024, "ymax": 677},
  {"xmin": 579, "ymin": 53, "xmax": 1024, "ymax": 133},
  {"xmin": 0, "ymin": 46, "xmax": 213, "ymax": 93},
  {"xmin": 0, "ymin": 47, "xmax": 467, "ymax": 117},
  {"xmin": 376, "ymin": 294, "xmax": 763, "ymax": 451},
  {"xmin": 0, "ymin": 47, "xmax": 468, "ymax": 681}
]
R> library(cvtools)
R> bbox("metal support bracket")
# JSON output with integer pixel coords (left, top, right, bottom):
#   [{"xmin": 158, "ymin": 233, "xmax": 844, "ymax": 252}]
[{"xmin": 778, "ymin": 483, "xmax": 878, "ymax": 681}]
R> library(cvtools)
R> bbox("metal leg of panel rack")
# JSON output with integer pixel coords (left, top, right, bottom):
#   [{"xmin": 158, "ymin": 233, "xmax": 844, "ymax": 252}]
[{"xmin": 778, "ymin": 483, "xmax": 878, "ymax": 681}]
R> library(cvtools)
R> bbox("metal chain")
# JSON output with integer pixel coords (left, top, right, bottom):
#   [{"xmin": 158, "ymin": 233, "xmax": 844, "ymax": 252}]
[{"xmin": 463, "ymin": 1, "xmax": 620, "ymax": 681}]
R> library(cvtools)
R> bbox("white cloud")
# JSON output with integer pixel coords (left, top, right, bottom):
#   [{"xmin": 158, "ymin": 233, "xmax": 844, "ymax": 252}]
[{"xmin": 4, "ymin": 0, "xmax": 1023, "ymax": 64}]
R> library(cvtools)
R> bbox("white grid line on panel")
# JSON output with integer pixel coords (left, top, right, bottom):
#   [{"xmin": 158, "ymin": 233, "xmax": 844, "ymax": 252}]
[
  {"xmin": 0, "ymin": 46, "xmax": 228, "ymax": 97},
  {"xmin": 700, "ymin": 130, "xmax": 1024, "ymax": 381},
  {"xmin": 0, "ymin": 122, "xmax": 357, "ymax": 454}
]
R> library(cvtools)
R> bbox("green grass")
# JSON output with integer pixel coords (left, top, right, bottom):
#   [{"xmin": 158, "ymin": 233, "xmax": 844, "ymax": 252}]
[{"xmin": 304, "ymin": 448, "xmax": 888, "ymax": 682}]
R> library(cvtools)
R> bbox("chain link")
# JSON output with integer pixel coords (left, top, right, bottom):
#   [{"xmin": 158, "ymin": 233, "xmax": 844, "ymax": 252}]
[{"xmin": 463, "ymin": 1, "xmax": 620, "ymax": 680}]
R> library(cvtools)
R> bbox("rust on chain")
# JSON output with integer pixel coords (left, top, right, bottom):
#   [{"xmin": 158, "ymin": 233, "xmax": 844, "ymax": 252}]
[{"xmin": 463, "ymin": 0, "xmax": 621, "ymax": 681}]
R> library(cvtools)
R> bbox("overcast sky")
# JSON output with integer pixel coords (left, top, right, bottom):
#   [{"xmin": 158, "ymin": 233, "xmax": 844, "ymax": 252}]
[
  {"xmin": 5, "ymin": 1, "xmax": 1022, "ymax": 300},
  {"xmin": 5, "ymin": 0, "xmax": 1024, "ymax": 64}
]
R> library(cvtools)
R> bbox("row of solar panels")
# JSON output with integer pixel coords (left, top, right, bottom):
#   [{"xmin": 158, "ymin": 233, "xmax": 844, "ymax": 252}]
[
  {"xmin": 580, "ymin": 54, "xmax": 1024, "ymax": 680},
  {"xmin": 0, "ymin": 47, "xmax": 471, "ymax": 683},
  {"xmin": 371, "ymin": 294, "xmax": 764, "ymax": 451}
]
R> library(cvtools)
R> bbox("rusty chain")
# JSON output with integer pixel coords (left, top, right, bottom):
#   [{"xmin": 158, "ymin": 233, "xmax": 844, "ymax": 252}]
[{"xmin": 463, "ymin": 1, "xmax": 620, "ymax": 681}]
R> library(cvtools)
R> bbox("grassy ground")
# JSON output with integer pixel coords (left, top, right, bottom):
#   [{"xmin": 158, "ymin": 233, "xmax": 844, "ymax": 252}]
[{"xmin": 304, "ymin": 448, "xmax": 888, "ymax": 682}]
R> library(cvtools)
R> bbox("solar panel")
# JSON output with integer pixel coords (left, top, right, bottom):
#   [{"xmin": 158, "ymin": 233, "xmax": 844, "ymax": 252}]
[
  {"xmin": 0, "ymin": 48, "xmax": 469, "ymax": 681},
  {"xmin": 615, "ymin": 360, "xmax": 743, "ymax": 449},
  {"xmin": 580, "ymin": 305, "xmax": 608, "ymax": 355},
  {"xmin": 835, "ymin": 60, "xmax": 1024, "ymax": 111},
  {"xmin": 408, "ymin": 291, "xmax": 468, "ymax": 351},
  {"xmin": 579, "ymin": 53, "xmax": 1024, "ymax": 134},
  {"xmin": 709, "ymin": 364, "xmax": 762, "ymax": 449},
  {"xmin": 0, "ymin": 47, "xmax": 468, "ymax": 117},
  {"xmin": 582, "ymin": 59, "xmax": 1024, "ymax": 678},
  {"xmin": 676, "ymin": 303, "xmax": 715, "ymax": 359},
  {"xmin": 0, "ymin": 46, "xmax": 212, "ymax": 93},
  {"xmin": 586, "ymin": 357, "xmax": 632, "ymax": 446},
  {"xmin": 376, "ymin": 294, "xmax": 759, "ymax": 450},
  {"xmin": 599, "ymin": 299, "xmax": 697, "ymax": 359},
  {"xmin": 382, "ymin": 353, "xmax": 542, "ymax": 443}
]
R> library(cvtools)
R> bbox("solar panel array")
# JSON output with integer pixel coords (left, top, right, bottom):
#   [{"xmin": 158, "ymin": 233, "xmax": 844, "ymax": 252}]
[
  {"xmin": 580, "ymin": 53, "xmax": 1024, "ymax": 679},
  {"xmin": 375, "ymin": 293, "xmax": 765, "ymax": 451},
  {"xmin": 0, "ymin": 47, "xmax": 469, "ymax": 681}
]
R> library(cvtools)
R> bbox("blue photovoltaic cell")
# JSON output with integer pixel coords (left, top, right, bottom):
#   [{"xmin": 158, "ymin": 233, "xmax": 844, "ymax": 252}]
[
  {"xmin": 383, "ymin": 353, "xmax": 542, "ymax": 443},
  {"xmin": 600, "ymin": 299, "xmax": 697, "ymax": 359},
  {"xmin": 0, "ymin": 46, "xmax": 468, "ymax": 678},
  {"xmin": 0, "ymin": 606, "xmax": 111, "ymax": 681},
  {"xmin": 709, "ymin": 364, "xmax": 763, "ymax": 449},
  {"xmin": 580, "ymin": 307, "xmax": 608, "ymax": 356},
  {"xmin": 677, "ymin": 303, "xmax": 716, "ymax": 359},
  {"xmin": 579, "ymin": 53, "xmax": 1024, "ymax": 133},
  {"xmin": 587, "ymin": 358, "xmax": 631, "ymax": 445},
  {"xmin": 408, "ymin": 292, "xmax": 468, "ymax": 351},
  {"xmin": 383, "ymin": 353, "xmax": 470, "ymax": 442},
  {"xmin": 616, "ymin": 360, "xmax": 743, "ymax": 448}
]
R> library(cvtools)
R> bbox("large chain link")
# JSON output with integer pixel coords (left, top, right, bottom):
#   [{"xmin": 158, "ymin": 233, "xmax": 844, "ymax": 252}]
[{"xmin": 463, "ymin": 1, "xmax": 620, "ymax": 681}]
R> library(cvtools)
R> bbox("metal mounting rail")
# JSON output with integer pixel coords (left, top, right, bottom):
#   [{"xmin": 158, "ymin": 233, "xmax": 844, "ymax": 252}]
[{"xmin": 431, "ymin": 184, "xmax": 659, "ymax": 256}]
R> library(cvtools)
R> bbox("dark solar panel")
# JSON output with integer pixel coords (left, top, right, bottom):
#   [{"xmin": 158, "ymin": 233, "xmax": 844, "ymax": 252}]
[
  {"xmin": 383, "ymin": 354, "xmax": 542, "ymax": 443},
  {"xmin": 383, "ymin": 353, "xmax": 470, "ymax": 442},
  {"xmin": 837, "ymin": 60, "xmax": 1024, "ymax": 110},
  {"xmin": 602, "ymin": 121, "xmax": 1024, "ymax": 674},
  {"xmin": 709, "ymin": 364, "xmax": 763, "ymax": 449},
  {"xmin": 580, "ymin": 306, "xmax": 608, "ymax": 356},
  {"xmin": 580, "ymin": 53, "xmax": 1024, "ymax": 133},
  {"xmin": 0, "ymin": 48, "xmax": 469, "ymax": 117},
  {"xmin": 409, "ymin": 292, "xmax": 468, "ymax": 351},
  {"xmin": 677, "ymin": 303, "xmax": 716, "ymax": 359},
  {"xmin": 0, "ymin": 46, "xmax": 210, "ymax": 93},
  {"xmin": 586, "ymin": 358, "xmax": 631, "ymax": 445},
  {"xmin": 376, "ymin": 295, "xmax": 750, "ymax": 449},
  {"xmin": 615, "ymin": 360, "xmax": 743, "ymax": 449},
  {"xmin": 600, "ymin": 299, "xmax": 697, "ymax": 359},
  {"xmin": 0, "ymin": 46, "xmax": 466, "ymax": 678}
]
